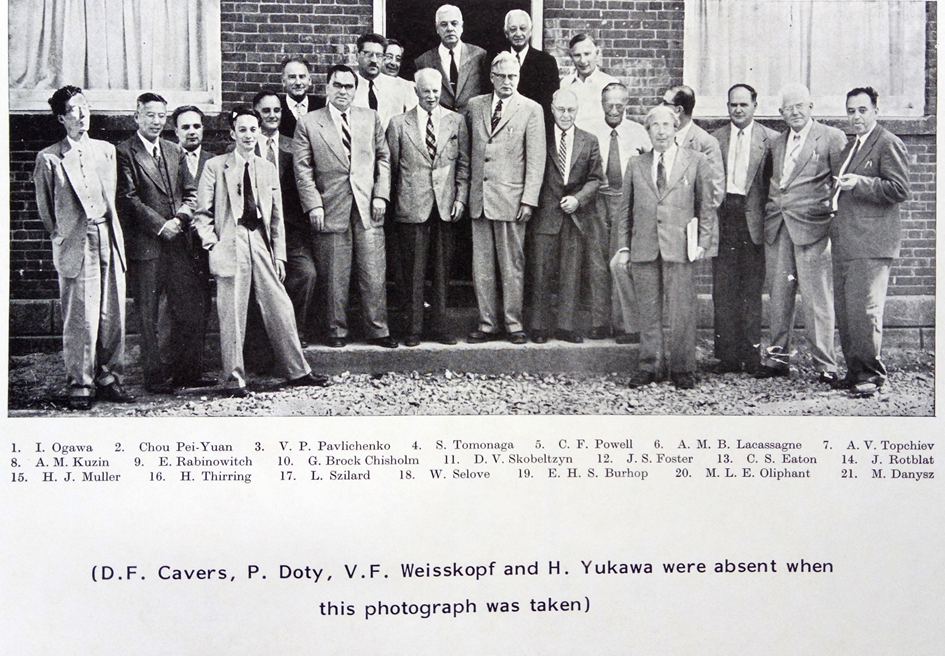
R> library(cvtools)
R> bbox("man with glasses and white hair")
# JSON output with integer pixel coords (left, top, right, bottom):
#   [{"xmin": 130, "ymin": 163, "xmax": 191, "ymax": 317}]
[
  {"xmin": 756, "ymin": 83, "xmax": 846, "ymax": 383},
  {"xmin": 503, "ymin": 9, "xmax": 559, "ymax": 133},
  {"xmin": 415, "ymin": 4, "xmax": 489, "ymax": 112}
]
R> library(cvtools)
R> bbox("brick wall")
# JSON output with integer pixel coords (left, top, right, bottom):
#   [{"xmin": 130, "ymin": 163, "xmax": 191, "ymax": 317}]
[{"xmin": 8, "ymin": 0, "xmax": 936, "ymax": 302}]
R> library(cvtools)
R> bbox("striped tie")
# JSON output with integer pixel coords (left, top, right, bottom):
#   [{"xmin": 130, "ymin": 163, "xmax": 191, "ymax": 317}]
[
  {"xmin": 340, "ymin": 112, "xmax": 352, "ymax": 159},
  {"xmin": 558, "ymin": 129, "xmax": 568, "ymax": 175},
  {"xmin": 425, "ymin": 112, "xmax": 436, "ymax": 160},
  {"xmin": 491, "ymin": 99, "xmax": 503, "ymax": 132},
  {"xmin": 657, "ymin": 153, "xmax": 666, "ymax": 194}
]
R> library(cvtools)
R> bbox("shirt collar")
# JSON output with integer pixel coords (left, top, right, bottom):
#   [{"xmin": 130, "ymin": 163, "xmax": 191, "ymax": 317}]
[
  {"xmin": 328, "ymin": 102, "xmax": 350, "ymax": 125},
  {"xmin": 233, "ymin": 149, "xmax": 252, "ymax": 168},
  {"xmin": 674, "ymin": 121, "xmax": 692, "ymax": 145},
  {"xmin": 137, "ymin": 132, "xmax": 160, "ymax": 156},
  {"xmin": 790, "ymin": 118, "xmax": 815, "ymax": 141},
  {"xmin": 731, "ymin": 120, "xmax": 753, "ymax": 136},
  {"xmin": 856, "ymin": 125, "xmax": 876, "ymax": 145},
  {"xmin": 510, "ymin": 44, "xmax": 529, "ymax": 62},
  {"xmin": 66, "ymin": 134, "xmax": 89, "ymax": 151},
  {"xmin": 439, "ymin": 42, "xmax": 464, "ymax": 59}
]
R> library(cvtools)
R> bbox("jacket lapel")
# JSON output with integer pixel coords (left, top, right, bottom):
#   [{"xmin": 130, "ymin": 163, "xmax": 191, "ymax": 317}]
[
  {"xmin": 717, "ymin": 124, "xmax": 731, "ymax": 161},
  {"xmin": 162, "ymin": 139, "xmax": 179, "ymax": 197},
  {"xmin": 746, "ymin": 124, "xmax": 767, "ymax": 186},
  {"xmin": 455, "ymin": 46, "xmax": 471, "ymax": 101},
  {"xmin": 59, "ymin": 140, "xmax": 85, "ymax": 203},
  {"xmin": 783, "ymin": 126, "xmax": 816, "ymax": 188},
  {"xmin": 317, "ymin": 109, "xmax": 349, "ymax": 166},
  {"xmin": 492, "ymin": 94, "xmax": 519, "ymax": 135},
  {"xmin": 663, "ymin": 148, "xmax": 693, "ymax": 199},
  {"xmin": 132, "ymin": 136, "xmax": 169, "ymax": 194},
  {"xmin": 639, "ymin": 151, "xmax": 658, "ymax": 197},
  {"xmin": 223, "ymin": 152, "xmax": 243, "ymax": 219},
  {"xmin": 568, "ymin": 131, "xmax": 588, "ymax": 179},
  {"xmin": 850, "ymin": 127, "xmax": 881, "ymax": 173},
  {"xmin": 405, "ymin": 109, "xmax": 431, "ymax": 164}
]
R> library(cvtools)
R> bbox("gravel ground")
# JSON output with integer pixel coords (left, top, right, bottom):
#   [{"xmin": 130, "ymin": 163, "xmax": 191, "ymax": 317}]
[{"xmin": 8, "ymin": 342, "xmax": 934, "ymax": 417}]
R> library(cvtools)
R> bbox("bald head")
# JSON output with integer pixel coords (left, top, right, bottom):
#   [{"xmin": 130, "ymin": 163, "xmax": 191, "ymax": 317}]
[{"xmin": 551, "ymin": 89, "xmax": 579, "ymax": 131}]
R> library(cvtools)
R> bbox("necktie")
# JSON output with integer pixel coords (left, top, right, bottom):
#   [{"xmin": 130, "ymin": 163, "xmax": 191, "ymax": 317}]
[
  {"xmin": 448, "ymin": 49, "xmax": 458, "ymax": 96},
  {"xmin": 606, "ymin": 129, "xmax": 622, "ymax": 190},
  {"xmin": 832, "ymin": 137, "xmax": 863, "ymax": 211},
  {"xmin": 558, "ymin": 129, "xmax": 568, "ymax": 176},
  {"xmin": 368, "ymin": 79, "xmax": 378, "ymax": 111},
  {"xmin": 239, "ymin": 162, "xmax": 260, "ymax": 231},
  {"xmin": 491, "ymin": 99, "xmax": 503, "ymax": 133},
  {"xmin": 266, "ymin": 138, "xmax": 278, "ymax": 167},
  {"xmin": 732, "ymin": 128, "xmax": 747, "ymax": 192},
  {"xmin": 516, "ymin": 51, "xmax": 522, "ymax": 67},
  {"xmin": 425, "ymin": 112, "xmax": 437, "ymax": 160},
  {"xmin": 782, "ymin": 133, "xmax": 802, "ymax": 185},
  {"xmin": 186, "ymin": 151, "xmax": 198, "ymax": 178},
  {"xmin": 657, "ymin": 153, "xmax": 666, "ymax": 194},
  {"xmin": 153, "ymin": 145, "xmax": 172, "ymax": 193},
  {"xmin": 293, "ymin": 100, "xmax": 304, "ymax": 119},
  {"xmin": 340, "ymin": 112, "xmax": 352, "ymax": 160}
]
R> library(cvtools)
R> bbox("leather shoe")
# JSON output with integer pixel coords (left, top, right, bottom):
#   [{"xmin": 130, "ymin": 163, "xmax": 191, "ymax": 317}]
[
  {"xmin": 555, "ymin": 329, "xmax": 583, "ymax": 344},
  {"xmin": 754, "ymin": 365, "xmax": 790, "ymax": 379},
  {"xmin": 404, "ymin": 335, "xmax": 421, "ymax": 347},
  {"xmin": 173, "ymin": 375, "xmax": 216, "ymax": 388},
  {"xmin": 830, "ymin": 375, "xmax": 857, "ymax": 390},
  {"xmin": 615, "ymin": 332, "xmax": 641, "ymax": 345},
  {"xmin": 627, "ymin": 370, "xmax": 655, "ymax": 388},
  {"xmin": 432, "ymin": 334, "xmax": 457, "ymax": 345},
  {"xmin": 367, "ymin": 336, "xmax": 399, "ymax": 348},
  {"xmin": 227, "ymin": 387, "xmax": 250, "ymax": 398},
  {"xmin": 817, "ymin": 371, "xmax": 839, "ymax": 385},
  {"xmin": 69, "ymin": 395, "xmax": 93, "ymax": 410},
  {"xmin": 509, "ymin": 331, "xmax": 528, "ymax": 345},
  {"xmin": 672, "ymin": 372, "xmax": 697, "ymax": 390},
  {"xmin": 146, "ymin": 380, "xmax": 176, "ymax": 394},
  {"xmin": 286, "ymin": 373, "xmax": 331, "ymax": 388},
  {"xmin": 531, "ymin": 331, "xmax": 548, "ymax": 344},
  {"xmin": 713, "ymin": 361, "xmax": 742, "ymax": 374},
  {"xmin": 851, "ymin": 381, "xmax": 881, "ymax": 397},
  {"xmin": 97, "ymin": 381, "xmax": 135, "ymax": 403},
  {"xmin": 326, "ymin": 336, "xmax": 347, "ymax": 348},
  {"xmin": 467, "ymin": 330, "xmax": 496, "ymax": 344},
  {"xmin": 587, "ymin": 326, "xmax": 611, "ymax": 340}
]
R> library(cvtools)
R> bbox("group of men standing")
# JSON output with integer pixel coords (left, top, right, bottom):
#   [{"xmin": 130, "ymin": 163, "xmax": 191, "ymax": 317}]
[{"xmin": 32, "ymin": 4, "xmax": 911, "ymax": 408}]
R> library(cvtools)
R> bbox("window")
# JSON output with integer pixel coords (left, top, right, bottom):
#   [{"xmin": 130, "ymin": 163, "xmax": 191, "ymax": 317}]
[
  {"xmin": 8, "ymin": 0, "xmax": 221, "ymax": 113},
  {"xmin": 684, "ymin": 0, "xmax": 926, "ymax": 117}
]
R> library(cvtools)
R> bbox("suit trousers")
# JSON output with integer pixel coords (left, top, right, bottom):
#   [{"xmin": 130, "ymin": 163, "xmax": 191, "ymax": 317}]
[
  {"xmin": 633, "ymin": 257, "xmax": 697, "ymax": 375},
  {"xmin": 60, "ymin": 221, "xmax": 125, "ymax": 395},
  {"xmin": 312, "ymin": 205, "xmax": 390, "ymax": 340},
  {"xmin": 472, "ymin": 217, "xmax": 526, "ymax": 334},
  {"xmin": 131, "ymin": 236, "xmax": 209, "ymax": 385},
  {"xmin": 398, "ymin": 213, "xmax": 454, "ymax": 337},
  {"xmin": 600, "ymin": 192, "xmax": 637, "ymax": 332},
  {"xmin": 764, "ymin": 225, "xmax": 837, "ymax": 372},
  {"xmin": 215, "ymin": 225, "xmax": 310, "ymax": 388},
  {"xmin": 712, "ymin": 194, "xmax": 765, "ymax": 368},
  {"xmin": 833, "ymin": 257, "xmax": 891, "ymax": 385},
  {"xmin": 283, "ymin": 224, "xmax": 317, "ymax": 339}
]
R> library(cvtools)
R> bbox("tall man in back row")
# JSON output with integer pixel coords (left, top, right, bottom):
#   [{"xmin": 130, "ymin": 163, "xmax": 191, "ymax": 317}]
[
  {"xmin": 415, "ymin": 4, "xmax": 489, "ymax": 113},
  {"xmin": 465, "ymin": 52, "xmax": 546, "ymax": 344},
  {"xmin": 757, "ymin": 84, "xmax": 847, "ymax": 382},
  {"xmin": 503, "ymin": 9, "xmax": 559, "ymax": 134}
]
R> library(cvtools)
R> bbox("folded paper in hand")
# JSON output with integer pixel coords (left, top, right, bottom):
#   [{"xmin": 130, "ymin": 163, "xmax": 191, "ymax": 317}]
[{"xmin": 687, "ymin": 217, "xmax": 699, "ymax": 262}]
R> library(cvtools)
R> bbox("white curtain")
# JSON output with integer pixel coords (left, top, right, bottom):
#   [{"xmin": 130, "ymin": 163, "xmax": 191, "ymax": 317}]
[
  {"xmin": 684, "ymin": 0, "xmax": 926, "ymax": 116},
  {"xmin": 9, "ymin": 0, "xmax": 209, "ymax": 93}
]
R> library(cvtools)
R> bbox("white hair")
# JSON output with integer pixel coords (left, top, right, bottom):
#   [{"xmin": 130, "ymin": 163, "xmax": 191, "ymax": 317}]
[
  {"xmin": 779, "ymin": 83, "xmax": 811, "ymax": 108},
  {"xmin": 414, "ymin": 68, "xmax": 443, "ymax": 87},
  {"xmin": 435, "ymin": 4, "xmax": 462, "ymax": 23},
  {"xmin": 491, "ymin": 51, "xmax": 520, "ymax": 71},
  {"xmin": 504, "ymin": 9, "xmax": 532, "ymax": 31},
  {"xmin": 644, "ymin": 105, "xmax": 679, "ymax": 130}
]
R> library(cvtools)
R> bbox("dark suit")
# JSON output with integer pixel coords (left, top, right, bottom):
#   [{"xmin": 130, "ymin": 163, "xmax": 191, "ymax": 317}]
[
  {"xmin": 388, "ymin": 107, "xmax": 470, "ymax": 338},
  {"xmin": 615, "ymin": 148, "xmax": 717, "ymax": 375},
  {"xmin": 530, "ymin": 127, "xmax": 605, "ymax": 333},
  {"xmin": 294, "ymin": 106, "xmax": 392, "ymax": 340},
  {"xmin": 711, "ymin": 121, "xmax": 778, "ymax": 371},
  {"xmin": 415, "ymin": 43, "xmax": 489, "ymax": 112},
  {"xmin": 762, "ymin": 120, "xmax": 847, "ymax": 373},
  {"xmin": 34, "ymin": 136, "xmax": 126, "ymax": 397},
  {"xmin": 117, "ymin": 135, "xmax": 204, "ymax": 387},
  {"xmin": 512, "ymin": 46, "xmax": 559, "ymax": 135},
  {"xmin": 279, "ymin": 94, "xmax": 326, "ymax": 139},
  {"xmin": 831, "ymin": 124, "xmax": 910, "ymax": 386}
]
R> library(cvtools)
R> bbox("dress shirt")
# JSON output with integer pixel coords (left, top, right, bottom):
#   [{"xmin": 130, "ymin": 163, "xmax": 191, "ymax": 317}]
[
  {"xmin": 438, "ymin": 42, "xmax": 466, "ymax": 74},
  {"xmin": 184, "ymin": 147, "xmax": 202, "ymax": 179},
  {"xmin": 725, "ymin": 121, "xmax": 754, "ymax": 195},
  {"xmin": 417, "ymin": 104, "xmax": 443, "ymax": 140},
  {"xmin": 137, "ymin": 132, "xmax": 162, "ymax": 159},
  {"xmin": 353, "ymin": 72, "xmax": 418, "ymax": 129},
  {"xmin": 674, "ymin": 121, "xmax": 693, "ymax": 148},
  {"xmin": 652, "ymin": 144, "xmax": 678, "ymax": 190},
  {"xmin": 66, "ymin": 134, "xmax": 108, "ymax": 219},
  {"xmin": 509, "ymin": 45, "xmax": 529, "ymax": 67},
  {"xmin": 233, "ymin": 150, "xmax": 261, "ymax": 220},
  {"xmin": 327, "ymin": 102, "xmax": 352, "ymax": 150},
  {"xmin": 257, "ymin": 133, "xmax": 280, "ymax": 176},
  {"xmin": 593, "ymin": 119, "xmax": 651, "ymax": 190},
  {"xmin": 287, "ymin": 96, "xmax": 309, "ymax": 120},
  {"xmin": 554, "ymin": 125, "xmax": 574, "ymax": 185},
  {"xmin": 491, "ymin": 93, "xmax": 512, "ymax": 122},
  {"xmin": 838, "ymin": 124, "xmax": 875, "ymax": 176},
  {"xmin": 781, "ymin": 118, "xmax": 815, "ymax": 181},
  {"xmin": 560, "ymin": 68, "xmax": 618, "ymax": 133}
]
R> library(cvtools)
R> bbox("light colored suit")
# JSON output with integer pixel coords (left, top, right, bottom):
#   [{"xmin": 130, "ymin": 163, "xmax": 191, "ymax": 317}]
[
  {"xmin": 33, "ymin": 136, "xmax": 126, "ymax": 393},
  {"xmin": 293, "ymin": 105, "xmax": 392, "ymax": 340},
  {"xmin": 615, "ymin": 147, "xmax": 717, "ymax": 375},
  {"xmin": 677, "ymin": 121, "xmax": 726, "ymax": 219},
  {"xmin": 388, "ymin": 106, "xmax": 470, "ymax": 337},
  {"xmin": 415, "ymin": 43, "xmax": 489, "ymax": 112},
  {"xmin": 194, "ymin": 151, "xmax": 310, "ymax": 388},
  {"xmin": 711, "ymin": 121, "xmax": 778, "ymax": 369},
  {"xmin": 464, "ymin": 92, "xmax": 546, "ymax": 334},
  {"xmin": 831, "ymin": 124, "xmax": 910, "ymax": 385},
  {"xmin": 762, "ymin": 120, "xmax": 847, "ymax": 373}
]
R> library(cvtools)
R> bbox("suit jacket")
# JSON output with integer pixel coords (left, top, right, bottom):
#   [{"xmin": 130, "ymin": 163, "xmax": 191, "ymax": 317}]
[
  {"xmin": 415, "ymin": 43, "xmax": 489, "ymax": 112},
  {"xmin": 712, "ymin": 121, "xmax": 779, "ymax": 245},
  {"xmin": 116, "ymin": 136, "xmax": 196, "ymax": 261},
  {"xmin": 532, "ymin": 127, "xmax": 604, "ymax": 235},
  {"xmin": 193, "ymin": 151, "xmax": 285, "ymax": 277},
  {"xmin": 293, "ymin": 106, "xmax": 391, "ymax": 233},
  {"xmin": 616, "ymin": 148, "xmax": 718, "ymax": 263},
  {"xmin": 33, "ymin": 137, "xmax": 126, "ymax": 278},
  {"xmin": 677, "ymin": 122, "xmax": 725, "ymax": 214},
  {"xmin": 279, "ymin": 94, "xmax": 326, "ymax": 139},
  {"xmin": 464, "ymin": 93, "xmax": 546, "ymax": 222},
  {"xmin": 387, "ymin": 107, "xmax": 470, "ymax": 223},
  {"xmin": 251, "ymin": 134, "xmax": 307, "ymax": 232},
  {"xmin": 765, "ymin": 120, "xmax": 848, "ymax": 246},
  {"xmin": 830, "ymin": 124, "xmax": 910, "ymax": 260},
  {"xmin": 514, "ymin": 46, "xmax": 559, "ymax": 130}
]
